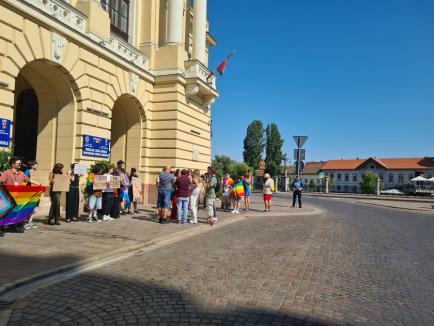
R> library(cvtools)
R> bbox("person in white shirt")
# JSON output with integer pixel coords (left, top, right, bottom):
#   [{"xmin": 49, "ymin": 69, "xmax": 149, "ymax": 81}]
[{"xmin": 262, "ymin": 173, "xmax": 274, "ymax": 212}]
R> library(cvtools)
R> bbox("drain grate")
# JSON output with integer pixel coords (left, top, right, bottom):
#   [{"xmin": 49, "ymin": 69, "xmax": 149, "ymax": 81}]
[{"xmin": 0, "ymin": 299, "xmax": 14, "ymax": 311}]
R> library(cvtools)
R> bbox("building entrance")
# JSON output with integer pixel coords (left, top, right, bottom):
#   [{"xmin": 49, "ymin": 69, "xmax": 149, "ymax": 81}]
[{"xmin": 14, "ymin": 89, "xmax": 39, "ymax": 161}]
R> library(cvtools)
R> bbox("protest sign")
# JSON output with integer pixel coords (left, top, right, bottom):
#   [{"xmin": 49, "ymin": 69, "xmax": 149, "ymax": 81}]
[
  {"xmin": 73, "ymin": 164, "xmax": 88, "ymax": 175},
  {"xmin": 110, "ymin": 176, "xmax": 121, "ymax": 189},
  {"xmin": 92, "ymin": 175, "xmax": 107, "ymax": 190},
  {"xmin": 52, "ymin": 174, "xmax": 70, "ymax": 192},
  {"xmin": 132, "ymin": 177, "xmax": 142, "ymax": 203}
]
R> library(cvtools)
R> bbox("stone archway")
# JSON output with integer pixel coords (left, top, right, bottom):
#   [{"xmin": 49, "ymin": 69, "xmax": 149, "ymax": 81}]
[
  {"xmin": 110, "ymin": 95, "xmax": 144, "ymax": 171},
  {"xmin": 13, "ymin": 60, "xmax": 79, "ymax": 171}
]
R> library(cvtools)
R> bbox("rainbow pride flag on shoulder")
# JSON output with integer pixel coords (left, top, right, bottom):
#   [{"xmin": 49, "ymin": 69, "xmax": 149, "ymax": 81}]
[{"xmin": 0, "ymin": 185, "xmax": 46, "ymax": 227}]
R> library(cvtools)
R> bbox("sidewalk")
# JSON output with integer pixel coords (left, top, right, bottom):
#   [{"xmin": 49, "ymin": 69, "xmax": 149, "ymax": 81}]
[{"xmin": 0, "ymin": 194, "xmax": 317, "ymax": 295}]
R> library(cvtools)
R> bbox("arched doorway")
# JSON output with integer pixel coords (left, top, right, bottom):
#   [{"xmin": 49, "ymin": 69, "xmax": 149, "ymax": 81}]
[
  {"xmin": 110, "ymin": 95, "xmax": 144, "ymax": 171},
  {"xmin": 14, "ymin": 89, "xmax": 39, "ymax": 161},
  {"xmin": 13, "ymin": 60, "xmax": 78, "ymax": 171}
]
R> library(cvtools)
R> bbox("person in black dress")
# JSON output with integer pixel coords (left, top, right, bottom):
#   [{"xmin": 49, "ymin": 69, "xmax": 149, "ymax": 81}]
[{"xmin": 66, "ymin": 163, "xmax": 80, "ymax": 222}]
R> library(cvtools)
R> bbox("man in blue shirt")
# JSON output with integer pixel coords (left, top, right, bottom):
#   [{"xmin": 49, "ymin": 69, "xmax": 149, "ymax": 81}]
[{"xmin": 291, "ymin": 176, "xmax": 304, "ymax": 208}]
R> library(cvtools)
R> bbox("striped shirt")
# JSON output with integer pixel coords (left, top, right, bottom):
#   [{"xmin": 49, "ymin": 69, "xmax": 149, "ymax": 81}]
[{"xmin": 158, "ymin": 172, "xmax": 175, "ymax": 191}]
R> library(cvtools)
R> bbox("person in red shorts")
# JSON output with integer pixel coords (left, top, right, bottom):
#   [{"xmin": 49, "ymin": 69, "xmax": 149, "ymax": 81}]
[{"xmin": 262, "ymin": 173, "xmax": 274, "ymax": 212}]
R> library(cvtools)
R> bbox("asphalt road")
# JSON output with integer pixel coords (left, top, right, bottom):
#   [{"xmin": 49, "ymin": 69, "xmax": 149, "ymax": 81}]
[{"xmin": 6, "ymin": 195, "xmax": 434, "ymax": 325}]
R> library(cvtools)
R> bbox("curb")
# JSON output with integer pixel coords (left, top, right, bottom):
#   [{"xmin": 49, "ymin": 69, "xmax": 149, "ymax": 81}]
[
  {"xmin": 354, "ymin": 201, "xmax": 434, "ymax": 212},
  {"xmin": 0, "ymin": 206, "xmax": 322, "ymax": 299}
]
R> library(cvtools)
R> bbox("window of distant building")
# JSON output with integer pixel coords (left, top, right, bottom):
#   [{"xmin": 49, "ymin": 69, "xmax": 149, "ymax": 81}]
[
  {"xmin": 353, "ymin": 174, "xmax": 357, "ymax": 182},
  {"xmin": 345, "ymin": 174, "xmax": 349, "ymax": 182},
  {"xmin": 102, "ymin": 0, "xmax": 130, "ymax": 40},
  {"xmin": 337, "ymin": 185, "xmax": 341, "ymax": 192},
  {"xmin": 389, "ymin": 174, "xmax": 394, "ymax": 183},
  {"xmin": 330, "ymin": 174, "xmax": 334, "ymax": 179},
  {"xmin": 379, "ymin": 175, "xmax": 384, "ymax": 182},
  {"xmin": 337, "ymin": 174, "xmax": 341, "ymax": 182},
  {"xmin": 398, "ymin": 174, "xmax": 403, "ymax": 183},
  {"xmin": 408, "ymin": 173, "xmax": 413, "ymax": 181},
  {"xmin": 352, "ymin": 186, "xmax": 357, "ymax": 193}
]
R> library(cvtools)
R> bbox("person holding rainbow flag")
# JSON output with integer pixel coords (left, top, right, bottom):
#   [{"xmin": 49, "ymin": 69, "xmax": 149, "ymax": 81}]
[{"xmin": 231, "ymin": 176, "xmax": 245, "ymax": 215}]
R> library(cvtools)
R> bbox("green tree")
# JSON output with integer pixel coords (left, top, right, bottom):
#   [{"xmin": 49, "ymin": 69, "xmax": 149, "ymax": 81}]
[
  {"xmin": 0, "ymin": 150, "xmax": 12, "ymax": 171},
  {"xmin": 243, "ymin": 120, "xmax": 265, "ymax": 170},
  {"xmin": 265, "ymin": 123, "xmax": 284, "ymax": 177},
  {"xmin": 328, "ymin": 178, "xmax": 335, "ymax": 191},
  {"xmin": 360, "ymin": 172, "xmax": 379, "ymax": 194},
  {"xmin": 233, "ymin": 162, "xmax": 251, "ymax": 178},
  {"xmin": 309, "ymin": 179, "xmax": 316, "ymax": 191},
  {"xmin": 211, "ymin": 155, "xmax": 236, "ymax": 178},
  {"xmin": 90, "ymin": 160, "xmax": 113, "ymax": 174}
]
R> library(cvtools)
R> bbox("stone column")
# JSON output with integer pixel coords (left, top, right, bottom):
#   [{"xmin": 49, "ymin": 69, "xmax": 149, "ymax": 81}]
[
  {"xmin": 192, "ymin": 0, "xmax": 207, "ymax": 63},
  {"xmin": 167, "ymin": 0, "xmax": 184, "ymax": 44},
  {"xmin": 325, "ymin": 177, "xmax": 329, "ymax": 194}
]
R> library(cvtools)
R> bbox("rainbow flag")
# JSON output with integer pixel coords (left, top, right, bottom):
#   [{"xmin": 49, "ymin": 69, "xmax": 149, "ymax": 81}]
[
  {"xmin": 0, "ymin": 185, "xmax": 46, "ymax": 227},
  {"xmin": 232, "ymin": 180, "xmax": 245, "ymax": 198}
]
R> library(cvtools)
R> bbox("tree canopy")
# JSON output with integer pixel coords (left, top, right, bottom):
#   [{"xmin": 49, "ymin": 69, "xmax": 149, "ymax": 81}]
[
  {"xmin": 243, "ymin": 120, "xmax": 265, "ymax": 170},
  {"xmin": 265, "ymin": 123, "xmax": 284, "ymax": 177}
]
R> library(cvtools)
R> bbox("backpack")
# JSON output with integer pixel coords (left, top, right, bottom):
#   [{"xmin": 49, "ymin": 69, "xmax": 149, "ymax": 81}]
[{"xmin": 213, "ymin": 176, "xmax": 221, "ymax": 193}]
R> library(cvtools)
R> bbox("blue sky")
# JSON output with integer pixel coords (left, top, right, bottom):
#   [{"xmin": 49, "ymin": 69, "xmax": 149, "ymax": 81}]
[{"xmin": 207, "ymin": 0, "xmax": 434, "ymax": 164}]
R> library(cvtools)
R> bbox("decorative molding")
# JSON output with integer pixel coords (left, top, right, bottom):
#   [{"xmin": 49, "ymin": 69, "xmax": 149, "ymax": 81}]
[
  {"xmin": 204, "ymin": 95, "xmax": 216, "ymax": 108},
  {"xmin": 186, "ymin": 83, "xmax": 200, "ymax": 96},
  {"xmin": 130, "ymin": 73, "xmax": 139, "ymax": 96},
  {"xmin": 52, "ymin": 32, "xmax": 66, "ymax": 62},
  {"xmin": 22, "ymin": 0, "xmax": 86, "ymax": 33}
]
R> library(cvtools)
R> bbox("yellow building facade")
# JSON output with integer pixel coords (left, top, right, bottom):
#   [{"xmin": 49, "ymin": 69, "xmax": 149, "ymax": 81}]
[{"xmin": 0, "ymin": 0, "xmax": 218, "ymax": 203}]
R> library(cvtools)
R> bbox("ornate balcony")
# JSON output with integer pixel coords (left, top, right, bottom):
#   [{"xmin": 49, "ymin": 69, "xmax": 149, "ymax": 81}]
[{"xmin": 184, "ymin": 60, "xmax": 216, "ymax": 89}]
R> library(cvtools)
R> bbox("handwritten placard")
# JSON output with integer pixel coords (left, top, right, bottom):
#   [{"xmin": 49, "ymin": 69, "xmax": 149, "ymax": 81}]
[
  {"xmin": 52, "ymin": 174, "xmax": 70, "ymax": 192},
  {"xmin": 30, "ymin": 170, "xmax": 49, "ymax": 186},
  {"xmin": 110, "ymin": 176, "xmax": 121, "ymax": 189},
  {"xmin": 92, "ymin": 175, "xmax": 107, "ymax": 190},
  {"xmin": 73, "ymin": 164, "xmax": 88, "ymax": 175},
  {"xmin": 132, "ymin": 177, "xmax": 142, "ymax": 203}
]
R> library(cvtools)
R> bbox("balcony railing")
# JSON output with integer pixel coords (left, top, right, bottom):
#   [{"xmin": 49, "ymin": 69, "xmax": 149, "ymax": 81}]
[
  {"xmin": 107, "ymin": 34, "xmax": 149, "ymax": 71},
  {"xmin": 22, "ymin": 0, "xmax": 87, "ymax": 33},
  {"xmin": 184, "ymin": 60, "xmax": 216, "ymax": 89}
]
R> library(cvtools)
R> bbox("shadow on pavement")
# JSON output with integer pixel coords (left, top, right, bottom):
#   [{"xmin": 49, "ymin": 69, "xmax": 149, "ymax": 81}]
[{"xmin": 6, "ymin": 271, "xmax": 337, "ymax": 326}]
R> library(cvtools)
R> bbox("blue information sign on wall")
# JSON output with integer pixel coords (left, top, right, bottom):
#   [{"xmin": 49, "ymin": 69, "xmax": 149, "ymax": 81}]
[
  {"xmin": 0, "ymin": 119, "xmax": 11, "ymax": 148},
  {"xmin": 82, "ymin": 135, "xmax": 110, "ymax": 159}
]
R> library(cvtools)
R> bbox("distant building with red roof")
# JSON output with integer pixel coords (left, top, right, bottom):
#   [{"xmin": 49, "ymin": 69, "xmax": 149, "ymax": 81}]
[{"xmin": 321, "ymin": 157, "xmax": 434, "ymax": 193}]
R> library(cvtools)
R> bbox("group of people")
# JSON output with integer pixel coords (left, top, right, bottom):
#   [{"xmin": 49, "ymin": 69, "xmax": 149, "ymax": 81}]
[
  {"xmin": 0, "ymin": 158, "xmax": 140, "ymax": 237},
  {"xmin": 0, "ymin": 157, "xmax": 305, "ymax": 237},
  {"xmin": 155, "ymin": 166, "xmax": 303, "ymax": 226}
]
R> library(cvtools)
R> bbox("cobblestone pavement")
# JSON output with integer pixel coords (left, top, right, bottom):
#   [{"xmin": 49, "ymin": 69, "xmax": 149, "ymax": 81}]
[{"xmin": 6, "ymin": 196, "xmax": 434, "ymax": 325}]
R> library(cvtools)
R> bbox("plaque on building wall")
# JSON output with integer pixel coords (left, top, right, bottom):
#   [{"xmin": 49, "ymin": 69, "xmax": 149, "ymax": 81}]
[
  {"xmin": 0, "ymin": 119, "xmax": 11, "ymax": 147},
  {"xmin": 82, "ymin": 135, "xmax": 110, "ymax": 159},
  {"xmin": 192, "ymin": 145, "xmax": 200, "ymax": 161}
]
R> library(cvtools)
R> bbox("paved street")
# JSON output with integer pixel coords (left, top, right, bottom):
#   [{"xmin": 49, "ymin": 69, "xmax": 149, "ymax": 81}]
[{"xmin": 5, "ymin": 195, "xmax": 434, "ymax": 325}]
